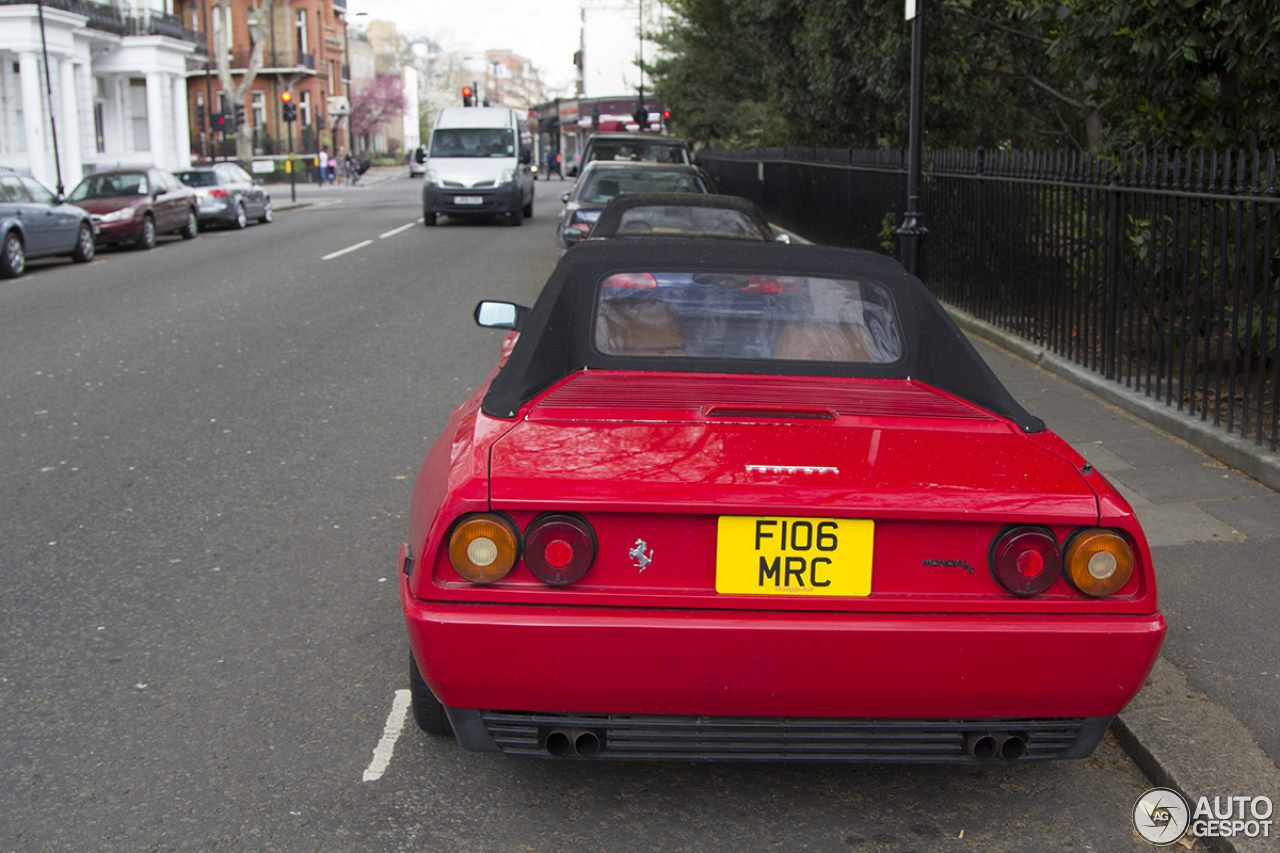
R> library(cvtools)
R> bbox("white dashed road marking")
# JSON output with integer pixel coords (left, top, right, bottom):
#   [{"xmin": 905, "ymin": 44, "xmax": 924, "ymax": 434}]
[
  {"xmin": 362, "ymin": 689, "xmax": 411, "ymax": 782},
  {"xmin": 379, "ymin": 222, "xmax": 417, "ymax": 239},
  {"xmin": 322, "ymin": 239, "xmax": 372, "ymax": 261}
]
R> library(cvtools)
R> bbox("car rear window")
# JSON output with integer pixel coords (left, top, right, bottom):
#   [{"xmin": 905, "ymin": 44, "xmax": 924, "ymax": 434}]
[
  {"xmin": 176, "ymin": 171, "xmax": 218, "ymax": 187},
  {"xmin": 580, "ymin": 171, "xmax": 708, "ymax": 204},
  {"xmin": 594, "ymin": 272, "xmax": 903, "ymax": 363},
  {"xmin": 586, "ymin": 142, "xmax": 689, "ymax": 165},
  {"xmin": 613, "ymin": 206, "xmax": 766, "ymax": 240},
  {"xmin": 69, "ymin": 173, "xmax": 148, "ymax": 200}
]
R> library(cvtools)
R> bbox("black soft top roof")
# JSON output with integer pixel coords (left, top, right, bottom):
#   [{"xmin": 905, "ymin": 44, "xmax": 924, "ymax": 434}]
[
  {"xmin": 482, "ymin": 240, "xmax": 1044, "ymax": 433},
  {"xmin": 587, "ymin": 192, "xmax": 774, "ymax": 240}
]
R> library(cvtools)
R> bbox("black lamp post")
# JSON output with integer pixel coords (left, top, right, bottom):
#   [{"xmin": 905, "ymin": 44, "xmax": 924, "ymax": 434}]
[{"xmin": 896, "ymin": 0, "xmax": 927, "ymax": 278}]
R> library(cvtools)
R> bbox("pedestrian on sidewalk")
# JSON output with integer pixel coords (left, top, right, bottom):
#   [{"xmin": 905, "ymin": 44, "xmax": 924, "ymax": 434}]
[
  {"xmin": 318, "ymin": 148, "xmax": 329, "ymax": 185},
  {"xmin": 345, "ymin": 152, "xmax": 360, "ymax": 185},
  {"xmin": 545, "ymin": 146, "xmax": 562, "ymax": 180}
]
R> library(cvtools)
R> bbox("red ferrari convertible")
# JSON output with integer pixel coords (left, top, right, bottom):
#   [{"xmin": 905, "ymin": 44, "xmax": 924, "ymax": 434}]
[{"xmin": 399, "ymin": 240, "xmax": 1165, "ymax": 763}]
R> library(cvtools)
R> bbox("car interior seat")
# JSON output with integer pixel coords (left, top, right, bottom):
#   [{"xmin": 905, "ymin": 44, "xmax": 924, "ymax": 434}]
[
  {"xmin": 595, "ymin": 296, "xmax": 686, "ymax": 356},
  {"xmin": 773, "ymin": 321, "xmax": 874, "ymax": 362}
]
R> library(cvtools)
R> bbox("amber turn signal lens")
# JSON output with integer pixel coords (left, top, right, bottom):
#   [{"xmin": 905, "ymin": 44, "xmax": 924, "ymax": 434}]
[
  {"xmin": 1064, "ymin": 528, "xmax": 1135, "ymax": 597},
  {"xmin": 448, "ymin": 514, "xmax": 519, "ymax": 584}
]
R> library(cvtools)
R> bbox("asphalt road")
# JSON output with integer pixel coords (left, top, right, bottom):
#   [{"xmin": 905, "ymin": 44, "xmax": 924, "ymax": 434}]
[{"xmin": 2, "ymin": 176, "xmax": 1163, "ymax": 852}]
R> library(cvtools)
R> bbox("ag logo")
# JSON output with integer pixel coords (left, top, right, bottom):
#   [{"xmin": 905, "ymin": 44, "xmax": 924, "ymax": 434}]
[{"xmin": 1133, "ymin": 787, "xmax": 1190, "ymax": 845}]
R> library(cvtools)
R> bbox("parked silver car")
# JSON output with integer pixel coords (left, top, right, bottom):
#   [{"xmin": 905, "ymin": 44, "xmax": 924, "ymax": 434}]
[
  {"xmin": 0, "ymin": 168, "xmax": 96, "ymax": 278},
  {"xmin": 175, "ymin": 163, "xmax": 272, "ymax": 229}
]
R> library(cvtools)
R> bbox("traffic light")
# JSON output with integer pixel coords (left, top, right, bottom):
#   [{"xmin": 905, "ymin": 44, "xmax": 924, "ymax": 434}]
[
  {"xmin": 195, "ymin": 108, "xmax": 206, "ymax": 132},
  {"xmin": 281, "ymin": 91, "xmax": 296, "ymax": 122},
  {"xmin": 661, "ymin": 109, "xmax": 672, "ymax": 129},
  {"xmin": 233, "ymin": 104, "xmax": 245, "ymax": 130},
  {"xmin": 215, "ymin": 110, "xmax": 228, "ymax": 131},
  {"xmin": 461, "ymin": 86, "xmax": 474, "ymax": 107}
]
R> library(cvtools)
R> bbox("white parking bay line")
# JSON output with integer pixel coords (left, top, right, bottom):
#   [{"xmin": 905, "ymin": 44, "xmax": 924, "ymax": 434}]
[
  {"xmin": 363, "ymin": 689, "xmax": 411, "ymax": 782},
  {"xmin": 322, "ymin": 239, "xmax": 373, "ymax": 261},
  {"xmin": 379, "ymin": 222, "xmax": 417, "ymax": 239}
]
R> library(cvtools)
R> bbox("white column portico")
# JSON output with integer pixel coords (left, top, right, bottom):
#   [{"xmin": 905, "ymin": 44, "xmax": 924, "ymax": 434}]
[
  {"xmin": 59, "ymin": 58, "xmax": 83, "ymax": 190},
  {"xmin": 172, "ymin": 74, "xmax": 191, "ymax": 168},
  {"xmin": 18, "ymin": 52, "xmax": 48, "ymax": 184},
  {"xmin": 146, "ymin": 71, "xmax": 166, "ymax": 167}
]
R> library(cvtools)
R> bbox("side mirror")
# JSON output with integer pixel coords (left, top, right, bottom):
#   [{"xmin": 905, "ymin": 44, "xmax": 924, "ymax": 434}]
[
  {"xmin": 474, "ymin": 300, "xmax": 530, "ymax": 331},
  {"xmin": 560, "ymin": 192, "xmax": 571, "ymax": 204},
  {"xmin": 775, "ymin": 233, "xmax": 791, "ymax": 244},
  {"xmin": 563, "ymin": 229, "xmax": 585, "ymax": 245}
]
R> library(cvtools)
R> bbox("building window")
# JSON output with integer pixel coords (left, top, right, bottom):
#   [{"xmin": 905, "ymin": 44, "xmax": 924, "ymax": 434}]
[
  {"xmin": 130, "ymin": 79, "xmax": 149, "ymax": 152},
  {"xmin": 299, "ymin": 90, "xmax": 312, "ymax": 127},
  {"xmin": 212, "ymin": 5, "xmax": 233, "ymax": 56},
  {"xmin": 296, "ymin": 11, "xmax": 308, "ymax": 57},
  {"xmin": 251, "ymin": 91, "xmax": 265, "ymax": 127}
]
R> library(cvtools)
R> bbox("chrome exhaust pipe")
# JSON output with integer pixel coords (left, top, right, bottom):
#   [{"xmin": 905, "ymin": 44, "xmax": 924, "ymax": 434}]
[
  {"xmin": 963, "ymin": 732, "xmax": 998, "ymax": 761},
  {"xmin": 545, "ymin": 729, "xmax": 573, "ymax": 757},
  {"xmin": 999, "ymin": 734, "xmax": 1027, "ymax": 761},
  {"xmin": 963, "ymin": 731, "xmax": 1028, "ymax": 761},
  {"xmin": 573, "ymin": 730, "xmax": 601, "ymax": 757},
  {"xmin": 544, "ymin": 728, "xmax": 604, "ymax": 757}
]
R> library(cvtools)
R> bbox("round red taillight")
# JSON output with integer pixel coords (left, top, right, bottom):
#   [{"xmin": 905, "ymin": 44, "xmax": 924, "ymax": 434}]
[
  {"xmin": 524, "ymin": 514, "xmax": 596, "ymax": 586},
  {"xmin": 989, "ymin": 525, "xmax": 1062, "ymax": 596}
]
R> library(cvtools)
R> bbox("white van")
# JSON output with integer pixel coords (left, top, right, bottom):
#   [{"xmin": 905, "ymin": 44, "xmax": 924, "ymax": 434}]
[{"xmin": 421, "ymin": 107, "xmax": 535, "ymax": 227}]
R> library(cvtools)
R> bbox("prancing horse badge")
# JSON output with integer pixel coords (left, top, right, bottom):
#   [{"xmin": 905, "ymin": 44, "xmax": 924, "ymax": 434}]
[{"xmin": 629, "ymin": 539, "xmax": 654, "ymax": 572}]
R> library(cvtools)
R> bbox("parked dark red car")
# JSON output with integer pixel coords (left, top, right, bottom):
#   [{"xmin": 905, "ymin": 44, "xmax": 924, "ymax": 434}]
[
  {"xmin": 401, "ymin": 240, "xmax": 1166, "ymax": 763},
  {"xmin": 67, "ymin": 168, "xmax": 198, "ymax": 249}
]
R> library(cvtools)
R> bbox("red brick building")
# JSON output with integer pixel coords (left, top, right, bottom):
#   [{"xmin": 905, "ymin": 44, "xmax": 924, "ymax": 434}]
[{"xmin": 173, "ymin": 0, "xmax": 351, "ymax": 159}]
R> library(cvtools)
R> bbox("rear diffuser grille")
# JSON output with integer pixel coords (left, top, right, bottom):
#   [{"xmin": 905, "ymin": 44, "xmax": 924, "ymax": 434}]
[{"xmin": 478, "ymin": 711, "xmax": 1101, "ymax": 763}]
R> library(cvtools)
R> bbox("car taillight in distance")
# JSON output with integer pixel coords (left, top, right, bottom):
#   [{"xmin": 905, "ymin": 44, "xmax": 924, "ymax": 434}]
[
  {"xmin": 1064, "ymin": 528, "xmax": 1135, "ymax": 597},
  {"xmin": 447, "ymin": 514, "xmax": 519, "ymax": 584},
  {"xmin": 524, "ymin": 513, "xmax": 596, "ymax": 586},
  {"xmin": 988, "ymin": 525, "xmax": 1062, "ymax": 596},
  {"xmin": 209, "ymin": 189, "xmax": 228, "ymax": 198}
]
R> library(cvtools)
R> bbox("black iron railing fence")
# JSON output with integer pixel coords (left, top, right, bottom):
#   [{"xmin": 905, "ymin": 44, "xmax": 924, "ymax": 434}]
[{"xmin": 701, "ymin": 147, "xmax": 1280, "ymax": 452}]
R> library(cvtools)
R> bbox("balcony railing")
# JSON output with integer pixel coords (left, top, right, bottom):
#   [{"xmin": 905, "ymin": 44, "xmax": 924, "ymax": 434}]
[
  {"xmin": 0, "ymin": 0, "xmax": 206, "ymax": 53},
  {"xmin": 222, "ymin": 49, "xmax": 317, "ymax": 71}
]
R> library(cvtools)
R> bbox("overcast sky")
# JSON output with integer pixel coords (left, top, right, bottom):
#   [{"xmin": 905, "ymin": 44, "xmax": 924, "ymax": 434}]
[{"xmin": 347, "ymin": 0, "xmax": 587, "ymax": 90}]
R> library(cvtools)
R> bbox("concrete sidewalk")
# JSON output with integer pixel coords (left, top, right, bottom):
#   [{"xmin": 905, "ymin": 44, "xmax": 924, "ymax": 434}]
[
  {"xmin": 265, "ymin": 164, "xmax": 408, "ymax": 212},
  {"xmin": 963, "ymin": 314, "xmax": 1280, "ymax": 853}
]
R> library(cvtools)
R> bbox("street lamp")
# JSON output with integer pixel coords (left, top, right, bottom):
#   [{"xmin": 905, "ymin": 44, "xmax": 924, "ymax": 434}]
[
  {"xmin": 896, "ymin": 0, "xmax": 927, "ymax": 278},
  {"xmin": 343, "ymin": 11, "xmax": 368, "ymax": 158}
]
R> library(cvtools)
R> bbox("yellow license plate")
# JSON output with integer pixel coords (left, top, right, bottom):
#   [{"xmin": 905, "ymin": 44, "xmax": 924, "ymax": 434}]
[{"xmin": 715, "ymin": 516, "xmax": 874, "ymax": 597}]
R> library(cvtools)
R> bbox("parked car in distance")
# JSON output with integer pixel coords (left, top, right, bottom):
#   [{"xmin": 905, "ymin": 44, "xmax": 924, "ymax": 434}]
[
  {"xmin": 409, "ymin": 145, "xmax": 427, "ymax": 177},
  {"xmin": 175, "ymin": 163, "xmax": 272, "ymax": 229},
  {"xmin": 401, "ymin": 239, "xmax": 1166, "ymax": 763},
  {"xmin": 572, "ymin": 132, "xmax": 692, "ymax": 176},
  {"xmin": 67, "ymin": 167, "xmax": 198, "ymax": 250},
  {"xmin": 556, "ymin": 161, "xmax": 713, "ymax": 255},
  {"xmin": 0, "ymin": 168, "xmax": 96, "ymax": 278},
  {"xmin": 586, "ymin": 193, "xmax": 787, "ymax": 244}
]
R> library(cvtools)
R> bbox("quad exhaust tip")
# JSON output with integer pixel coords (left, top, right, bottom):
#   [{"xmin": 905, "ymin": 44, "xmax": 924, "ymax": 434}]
[
  {"xmin": 544, "ymin": 728, "xmax": 604, "ymax": 758},
  {"xmin": 963, "ymin": 731, "xmax": 1028, "ymax": 761}
]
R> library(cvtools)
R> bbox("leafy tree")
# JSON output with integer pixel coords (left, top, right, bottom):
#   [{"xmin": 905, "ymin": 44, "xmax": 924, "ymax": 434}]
[
  {"xmin": 211, "ymin": 0, "xmax": 273, "ymax": 162},
  {"xmin": 651, "ymin": 0, "xmax": 1280, "ymax": 152},
  {"xmin": 351, "ymin": 75, "xmax": 407, "ymax": 138}
]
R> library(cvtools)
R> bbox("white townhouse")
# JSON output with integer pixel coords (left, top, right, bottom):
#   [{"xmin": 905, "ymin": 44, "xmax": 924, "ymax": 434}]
[{"xmin": 0, "ymin": 0, "xmax": 205, "ymax": 191}]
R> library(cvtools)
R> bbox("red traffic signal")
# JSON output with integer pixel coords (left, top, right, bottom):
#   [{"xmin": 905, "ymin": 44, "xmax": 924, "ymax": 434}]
[
  {"xmin": 462, "ymin": 86, "xmax": 474, "ymax": 107},
  {"xmin": 281, "ymin": 91, "xmax": 297, "ymax": 122},
  {"xmin": 280, "ymin": 91, "xmax": 292, "ymax": 103}
]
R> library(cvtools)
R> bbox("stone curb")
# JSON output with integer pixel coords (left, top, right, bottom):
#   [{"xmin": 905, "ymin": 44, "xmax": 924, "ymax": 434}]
[
  {"xmin": 945, "ymin": 306, "xmax": 1280, "ymax": 495},
  {"xmin": 1113, "ymin": 659, "xmax": 1280, "ymax": 853}
]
